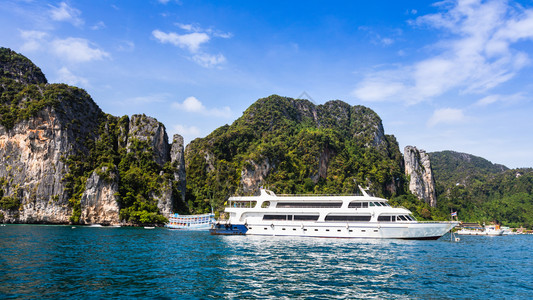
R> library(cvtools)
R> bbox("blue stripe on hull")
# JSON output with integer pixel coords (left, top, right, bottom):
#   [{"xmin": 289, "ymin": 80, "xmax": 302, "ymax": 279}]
[{"xmin": 209, "ymin": 224, "xmax": 248, "ymax": 235}]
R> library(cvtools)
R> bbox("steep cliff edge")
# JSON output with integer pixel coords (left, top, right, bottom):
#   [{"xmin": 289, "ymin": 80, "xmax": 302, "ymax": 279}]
[
  {"xmin": 186, "ymin": 95, "xmax": 406, "ymax": 213},
  {"xmin": 404, "ymin": 146, "xmax": 437, "ymax": 207},
  {"xmin": 0, "ymin": 48, "xmax": 185, "ymax": 224}
]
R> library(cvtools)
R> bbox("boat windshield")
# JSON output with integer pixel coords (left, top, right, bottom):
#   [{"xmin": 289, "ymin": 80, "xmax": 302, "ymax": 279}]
[{"xmin": 369, "ymin": 201, "xmax": 389, "ymax": 207}]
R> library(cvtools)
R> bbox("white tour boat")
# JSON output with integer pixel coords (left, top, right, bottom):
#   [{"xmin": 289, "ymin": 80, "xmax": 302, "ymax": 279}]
[
  {"xmin": 210, "ymin": 187, "xmax": 458, "ymax": 239},
  {"xmin": 166, "ymin": 213, "xmax": 216, "ymax": 230},
  {"xmin": 456, "ymin": 224, "xmax": 504, "ymax": 236}
]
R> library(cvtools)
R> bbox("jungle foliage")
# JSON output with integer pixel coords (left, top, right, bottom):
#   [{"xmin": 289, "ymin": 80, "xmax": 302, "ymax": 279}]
[
  {"xmin": 186, "ymin": 95, "xmax": 408, "ymax": 214},
  {"xmin": 430, "ymin": 151, "xmax": 533, "ymax": 228},
  {"xmin": 62, "ymin": 114, "xmax": 174, "ymax": 225},
  {"xmin": 1, "ymin": 47, "xmax": 175, "ymax": 225}
]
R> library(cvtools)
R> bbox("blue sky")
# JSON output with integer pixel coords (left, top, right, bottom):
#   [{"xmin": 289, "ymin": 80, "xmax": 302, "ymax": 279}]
[{"xmin": 1, "ymin": 0, "xmax": 532, "ymax": 168}]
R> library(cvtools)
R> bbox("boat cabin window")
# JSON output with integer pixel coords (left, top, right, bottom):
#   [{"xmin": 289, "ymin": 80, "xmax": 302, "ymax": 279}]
[
  {"xmin": 263, "ymin": 215, "xmax": 319, "ymax": 222},
  {"xmin": 367, "ymin": 201, "xmax": 389, "ymax": 207},
  {"xmin": 396, "ymin": 215, "xmax": 412, "ymax": 221},
  {"xmin": 263, "ymin": 215, "xmax": 288, "ymax": 221},
  {"xmin": 325, "ymin": 215, "xmax": 371, "ymax": 222},
  {"xmin": 293, "ymin": 215, "xmax": 319, "ymax": 221},
  {"xmin": 230, "ymin": 201, "xmax": 257, "ymax": 208},
  {"xmin": 378, "ymin": 215, "xmax": 394, "ymax": 222},
  {"xmin": 276, "ymin": 202, "xmax": 342, "ymax": 208},
  {"xmin": 261, "ymin": 201, "xmax": 270, "ymax": 208},
  {"xmin": 348, "ymin": 202, "xmax": 369, "ymax": 208}
]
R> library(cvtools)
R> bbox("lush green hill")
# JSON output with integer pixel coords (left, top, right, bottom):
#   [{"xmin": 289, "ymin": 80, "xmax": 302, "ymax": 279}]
[
  {"xmin": 430, "ymin": 151, "xmax": 508, "ymax": 186},
  {"xmin": 430, "ymin": 151, "xmax": 533, "ymax": 228},
  {"xmin": 185, "ymin": 95, "xmax": 409, "ymax": 213}
]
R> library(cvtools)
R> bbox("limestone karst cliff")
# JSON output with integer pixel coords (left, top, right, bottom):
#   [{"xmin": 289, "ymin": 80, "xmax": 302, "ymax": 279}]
[
  {"xmin": 0, "ymin": 47, "xmax": 185, "ymax": 225},
  {"xmin": 404, "ymin": 146, "xmax": 437, "ymax": 207},
  {"xmin": 185, "ymin": 95, "xmax": 406, "ymax": 213}
]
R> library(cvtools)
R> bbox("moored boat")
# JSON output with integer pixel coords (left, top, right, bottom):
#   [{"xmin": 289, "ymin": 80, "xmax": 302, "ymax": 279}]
[
  {"xmin": 166, "ymin": 213, "xmax": 215, "ymax": 230},
  {"xmin": 210, "ymin": 187, "xmax": 458, "ymax": 239},
  {"xmin": 456, "ymin": 223, "xmax": 504, "ymax": 236}
]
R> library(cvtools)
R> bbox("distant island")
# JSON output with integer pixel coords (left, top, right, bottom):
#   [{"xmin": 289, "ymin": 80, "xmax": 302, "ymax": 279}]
[{"xmin": 1, "ymin": 47, "xmax": 531, "ymax": 229}]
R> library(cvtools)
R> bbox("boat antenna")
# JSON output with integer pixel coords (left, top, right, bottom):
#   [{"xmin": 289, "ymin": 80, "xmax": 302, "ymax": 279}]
[{"xmin": 358, "ymin": 185, "xmax": 370, "ymax": 197}]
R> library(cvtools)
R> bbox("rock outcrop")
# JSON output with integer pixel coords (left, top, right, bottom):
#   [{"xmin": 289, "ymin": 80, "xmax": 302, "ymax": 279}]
[
  {"xmin": 0, "ymin": 47, "xmax": 186, "ymax": 224},
  {"xmin": 170, "ymin": 134, "xmax": 186, "ymax": 202},
  {"xmin": 80, "ymin": 168, "xmax": 120, "ymax": 225},
  {"xmin": 186, "ymin": 95, "xmax": 405, "ymax": 212},
  {"xmin": 404, "ymin": 146, "xmax": 437, "ymax": 207},
  {"xmin": 127, "ymin": 114, "xmax": 170, "ymax": 167},
  {"xmin": 0, "ymin": 89, "xmax": 103, "ymax": 223}
]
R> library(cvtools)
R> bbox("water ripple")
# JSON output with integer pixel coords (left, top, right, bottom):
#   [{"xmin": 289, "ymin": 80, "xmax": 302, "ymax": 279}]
[{"xmin": 0, "ymin": 225, "xmax": 531, "ymax": 299}]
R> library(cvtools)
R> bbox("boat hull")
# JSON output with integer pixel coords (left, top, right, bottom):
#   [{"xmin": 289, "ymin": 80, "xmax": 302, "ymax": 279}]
[
  {"xmin": 211, "ymin": 221, "xmax": 456, "ymax": 239},
  {"xmin": 456, "ymin": 230, "xmax": 504, "ymax": 236}
]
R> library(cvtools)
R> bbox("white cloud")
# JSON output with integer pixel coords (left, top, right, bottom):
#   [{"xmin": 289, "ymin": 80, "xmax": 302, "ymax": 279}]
[
  {"xmin": 56, "ymin": 67, "xmax": 89, "ymax": 87},
  {"xmin": 475, "ymin": 95, "xmax": 501, "ymax": 106},
  {"xmin": 125, "ymin": 94, "xmax": 169, "ymax": 105},
  {"xmin": 91, "ymin": 21, "xmax": 106, "ymax": 30},
  {"xmin": 192, "ymin": 53, "xmax": 226, "ymax": 68},
  {"xmin": 172, "ymin": 96, "xmax": 232, "ymax": 118},
  {"xmin": 173, "ymin": 124, "xmax": 201, "ymax": 136},
  {"xmin": 51, "ymin": 38, "xmax": 110, "ymax": 63},
  {"xmin": 19, "ymin": 31, "xmax": 109, "ymax": 64},
  {"xmin": 381, "ymin": 38, "xmax": 394, "ymax": 46},
  {"xmin": 172, "ymin": 124, "xmax": 202, "ymax": 145},
  {"xmin": 176, "ymin": 23, "xmax": 199, "ymax": 32},
  {"xmin": 173, "ymin": 96, "xmax": 205, "ymax": 112},
  {"xmin": 117, "ymin": 40, "xmax": 135, "ymax": 52},
  {"xmin": 152, "ymin": 30, "xmax": 209, "ymax": 53},
  {"xmin": 474, "ymin": 93, "xmax": 525, "ymax": 106},
  {"xmin": 152, "ymin": 23, "xmax": 230, "ymax": 67},
  {"xmin": 353, "ymin": 0, "xmax": 533, "ymax": 104},
  {"xmin": 427, "ymin": 108, "xmax": 466, "ymax": 127},
  {"xmin": 49, "ymin": 2, "xmax": 84, "ymax": 27},
  {"xmin": 19, "ymin": 30, "xmax": 48, "ymax": 52}
]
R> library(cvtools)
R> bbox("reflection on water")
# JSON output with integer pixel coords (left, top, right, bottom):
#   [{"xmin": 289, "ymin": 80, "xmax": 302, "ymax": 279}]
[{"xmin": 0, "ymin": 225, "xmax": 531, "ymax": 299}]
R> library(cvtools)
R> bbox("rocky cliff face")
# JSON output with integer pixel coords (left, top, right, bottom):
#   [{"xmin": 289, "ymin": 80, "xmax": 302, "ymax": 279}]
[
  {"xmin": 127, "ymin": 114, "xmax": 170, "ymax": 167},
  {"xmin": 186, "ymin": 95, "xmax": 406, "ymax": 212},
  {"xmin": 0, "ymin": 48, "xmax": 185, "ymax": 224},
  {"xmin": 170, "ymin": 134, "xmax": 186, "ymax": 202},
  {"xmin": 0, "ymin": 87, "xmax": 103, "ymax": 223},
  {"xmin": 404, "ymin": 146, "xmax": 437, "ymax": 207},
  {"xmin": 80, "ymin": 167, "xmax": 120, "ymax": 225}
]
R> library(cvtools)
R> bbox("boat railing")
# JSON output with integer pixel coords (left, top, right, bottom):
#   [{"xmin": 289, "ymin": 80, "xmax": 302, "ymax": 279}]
[
  {"xmin": 417, "ymin": 221, "xmax": 459, "ymax": 224},
  {"xmin": 392, "ymin": 205, "xmax": 410, "ymax": 210},
  {"xmin": 276, "ymin": 193, "xmax": 364, "ymax": 197}
]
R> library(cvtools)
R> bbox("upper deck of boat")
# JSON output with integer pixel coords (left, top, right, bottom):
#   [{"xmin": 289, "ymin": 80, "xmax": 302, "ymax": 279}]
[{"xmin": 227, "ymin": 188, "xmax": 390, "ymax": 206}]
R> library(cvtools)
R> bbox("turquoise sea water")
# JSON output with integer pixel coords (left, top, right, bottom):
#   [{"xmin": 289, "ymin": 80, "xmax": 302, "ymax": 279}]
[{"xmin": 0, "ymin": 225, "xmax": 531, "ymax": 299}]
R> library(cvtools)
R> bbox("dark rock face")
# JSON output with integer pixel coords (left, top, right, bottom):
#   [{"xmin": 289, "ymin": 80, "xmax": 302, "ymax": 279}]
[
  {"xmin": 404, "ymin": 146, "xmax": 437, "ymax": 207},
  {"xmin": 0, "ymin": 47, "xmax": 47, "ymax": 85}
]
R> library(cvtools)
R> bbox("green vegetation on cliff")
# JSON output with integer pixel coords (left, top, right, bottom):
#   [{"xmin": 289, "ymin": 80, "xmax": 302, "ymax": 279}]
[
  {"xmin": 430, "ymin": 151, "xmax": 533, "ymax": 228},
  {"xmin": 1, "ymin": 48, "xmax": 178, "ymax": 225},
  {"xmin": 63, "ymin": 114, "xmax": 176, "ymax": 225},
  {"xmin": 186, "ymin": 95, "xmax": 407, "ymax": 214}
]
